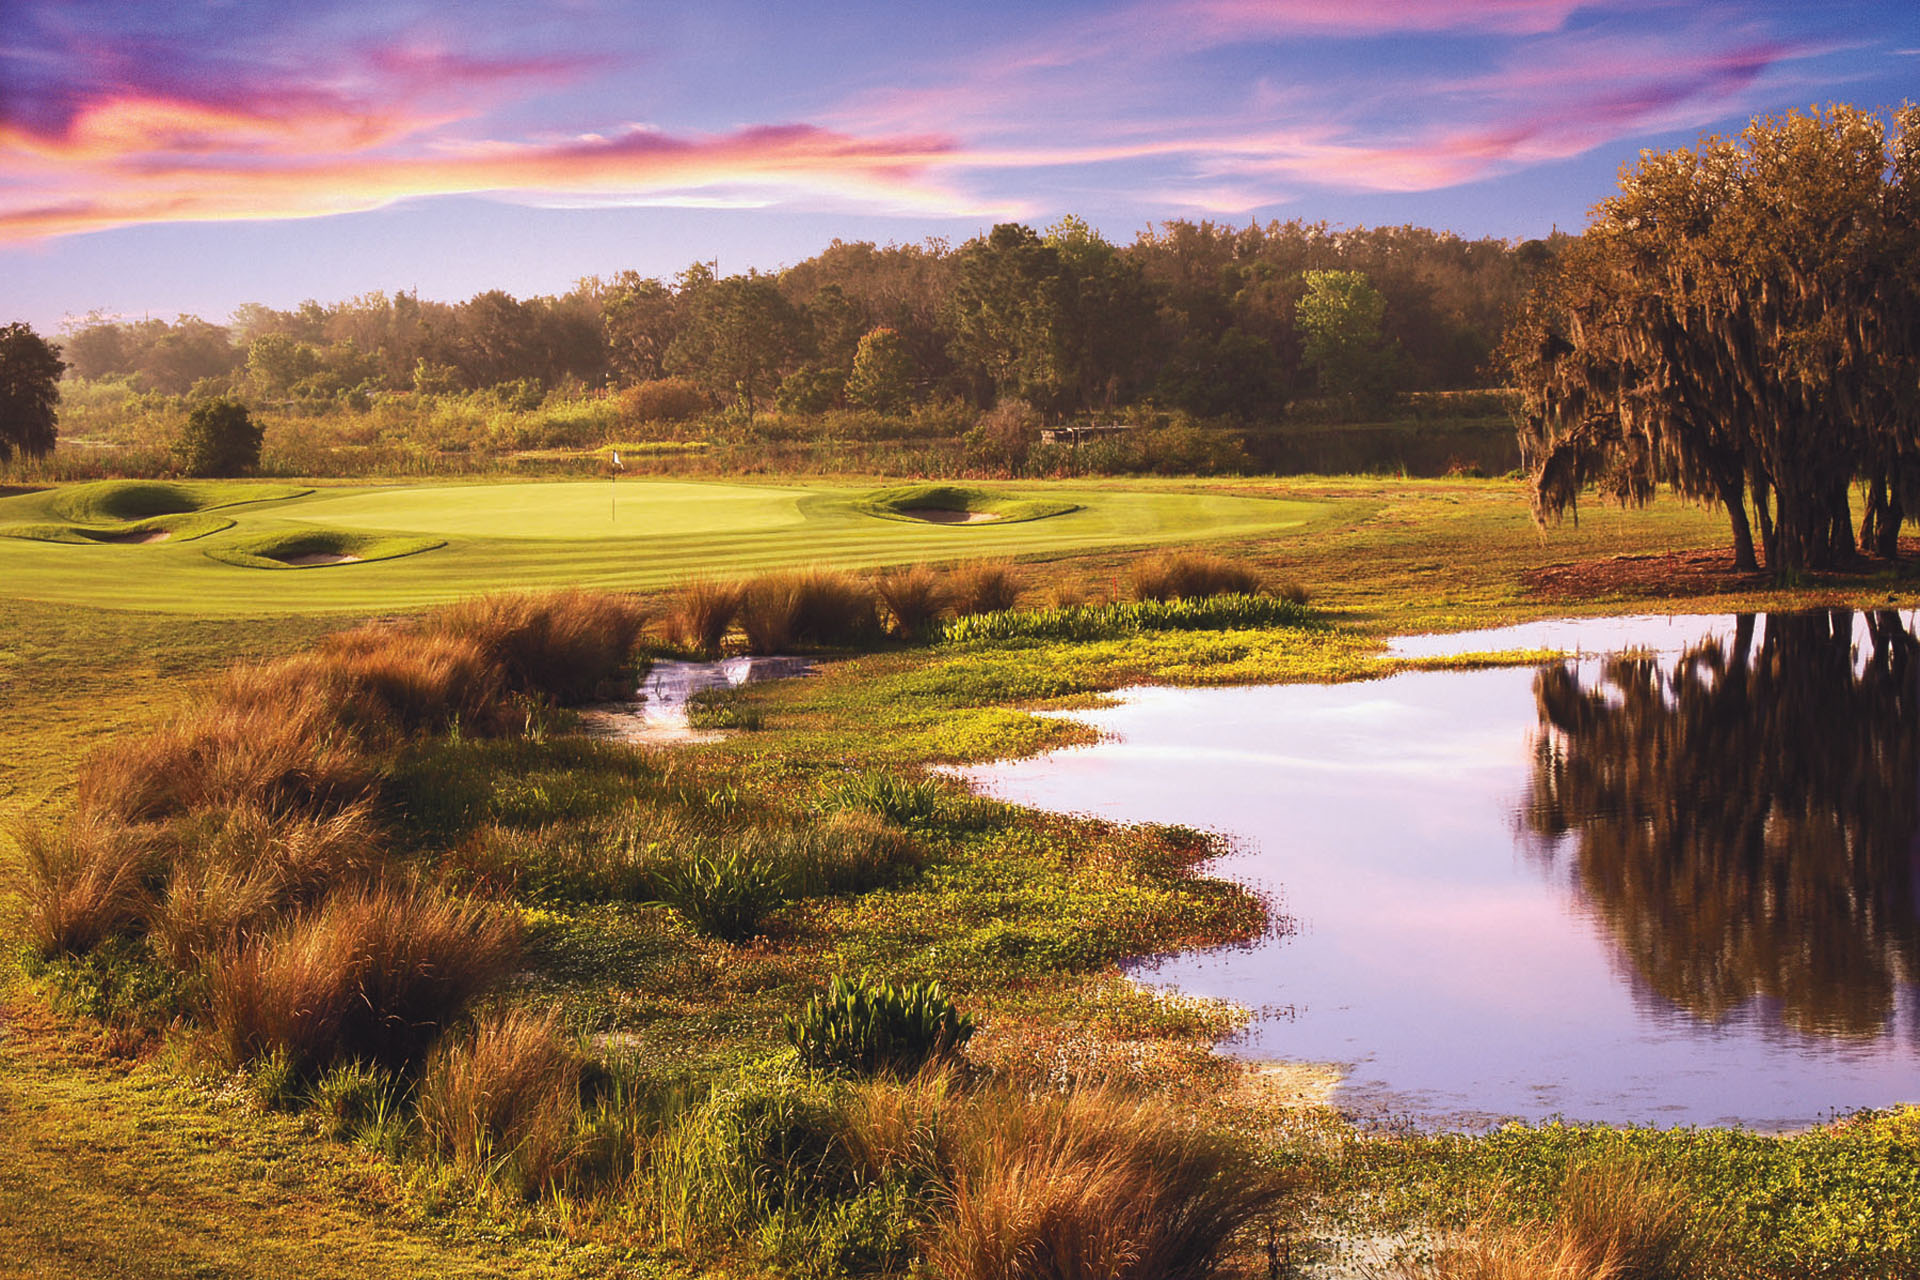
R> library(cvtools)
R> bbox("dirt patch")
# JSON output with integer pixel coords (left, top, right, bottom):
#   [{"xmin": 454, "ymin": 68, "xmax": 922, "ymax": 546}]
[
  {"xmin": 100, "ymin": 529, "xmax": 171, "ymax": 544},
  {"xmin": 901, "ymin": 507, "xmax": 999, "ymax": 524},
  {"xmin": 273, "ymin": 552, "xmax": 364, "ymax": 566},
  {"xmin": 1525, "ymin": 540, "xmax": 1920, "ymax": 601}
]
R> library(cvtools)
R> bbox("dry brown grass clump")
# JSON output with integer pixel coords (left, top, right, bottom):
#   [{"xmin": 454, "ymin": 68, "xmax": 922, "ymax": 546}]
[
  {"xmin": 844, "ymin": 1073, "xmax": 1289, "ymax": 1280},
  {"xmin": 148, "ymin": 803, "xmax": 382, "ymax": 967},
  {"xmin": 670, "ymin": 578, "xmax": 745, "ymax": 655},
  {"xmin": 417, "ymin": 1004, "xmax": 583, "ymax": 1193},
  {"xmin": 209, "ymin": 882, "xmax": 521, "ymax": 1072},
  {"xmin": 433, "ymin": 588, "xmax": 648, "ymax": 704},
  {"xmin": 16, "ymin": 818, "xmax": 157, "ymax": 957},
  {"xmin": 76, "ymin": 698, "xmax": 377, "ymax": 826},
  {"xmin": 1421, "ymin": 1160, "xmax": 1719, "ymax": 1280},
  {"xmin": 874, "ymin": 565, "xmax": 952, "ymax": 639},
  {"xmin": 949, "ymin": 561, "xmax": 1022, "ymax": 616},
  {"xmin": 1129, "ymin": 551, "xmax": 1263, "ymax": 602},
  {"xmin": 737, "ymin": 568, "xmax": 879, "ymax": 653}
]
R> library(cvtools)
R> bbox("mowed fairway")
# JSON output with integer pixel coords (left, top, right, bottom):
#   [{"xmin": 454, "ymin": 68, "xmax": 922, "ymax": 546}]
[{"xmin": 0, "ymin": 478, "xmax": 1334, "ymax": 615}]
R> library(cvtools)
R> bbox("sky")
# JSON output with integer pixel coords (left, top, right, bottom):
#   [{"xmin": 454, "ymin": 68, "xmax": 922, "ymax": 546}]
[{"xmin": 3, "ymin": 0, "xmax": 1916, "ymax": 334}]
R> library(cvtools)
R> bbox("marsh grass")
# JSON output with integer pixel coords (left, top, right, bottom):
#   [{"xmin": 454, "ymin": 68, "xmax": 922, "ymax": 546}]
[
  {"xmin": 737, "ymin": 569, "xmax": 881, "ymax": 653},
  {"xmin": 418, "ymin": 1005, "xmax": 584, "ymax": 1195},
  {"xmin": 1130, "ymin": 550, "xmax": 1263, "ymax": 601},
  {"xmin": 949, "ymin": 562, "xmax": 1023, "ymax": 616},
  {"xmin": 433, "ymin": 588, "xmax": 648, "ymax": 704},
  {"xmin": 208, "ymin": 882, "xmax": 521, "ymax": 1072},
  {"xmin": 670, "ymin": 578, "xmax": 745, "ymax": 656},
  {"xmin": 16, "ymin": 818, "xmax": 157, "ymax": 957},
  {"xmin": 1420, "ymin": 1159, "xmax": 1721, "ymax": 1280},
  {"xmin": 940, "ymin": 593, "xmax": 1316, "ymax": 644},
  {"xmin": 873, "ymin": 565, "xmax": 951, "ymax": 639}
]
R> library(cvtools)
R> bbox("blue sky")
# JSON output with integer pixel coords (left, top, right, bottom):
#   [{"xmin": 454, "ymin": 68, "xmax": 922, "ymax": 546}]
[{"xmin": 3, "ymin": 0, "xmax": 1915, "ymax": 332}]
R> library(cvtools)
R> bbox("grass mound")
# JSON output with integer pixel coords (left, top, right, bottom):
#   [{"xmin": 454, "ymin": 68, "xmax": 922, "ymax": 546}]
[
  {"xmin": 52, "ymin": 479, "xmax": 311, "ymax": 522},
  {"xmin": 207, "ymin": 529, "xmax": 445, "ymax": 569},
  {"xmin": 0, "ymin": 513, "xmax": 236, "ymax": 544},
  {"xmin": 855, "ymin": 483, "xmax": 1078, "ymax": 525}
]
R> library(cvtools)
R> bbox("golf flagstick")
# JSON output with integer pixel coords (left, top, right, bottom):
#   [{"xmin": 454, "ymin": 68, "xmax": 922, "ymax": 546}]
[{"xmin": 611, "ymin": 449, "xmax": 624, "ymax": 522}]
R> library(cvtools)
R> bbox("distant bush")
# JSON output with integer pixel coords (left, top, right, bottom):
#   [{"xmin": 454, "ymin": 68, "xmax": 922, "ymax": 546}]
[
  {"xmin": 620, "ymin": 378, "xmax": 708, "ymax": 424},
  {"xmin": 174, "ymin": 397, "xmax": 263, "ymax": 477},
  {"xmin": 964, "ymin": 399, "xmax": 1040, "ymax": 472},
  {"xmin": 787, "ymin": 974, "xmax": 974, "ymax": 1076},
  {"xmin": 940, "ymin": 593, "xmax": 1314, "ymax": 644},
  {"xmin": 1129, "ymin": 550, "xmax": 1262, "ymax": 601}
]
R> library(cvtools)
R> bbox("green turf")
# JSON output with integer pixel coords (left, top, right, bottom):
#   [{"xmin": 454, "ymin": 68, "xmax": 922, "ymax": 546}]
[
  {"xmin": 48, "ymin": 480, "xmax": 313, "ymax": 522},
  {"xmin": 0, "ymin": 477, "xmax": 1332, "ymax": 615},
  {"xmin": 0, "ymin": 512, "xmax": 235, "ymax": 545},
  {"xmin": 852, "ymin": 482, "xmax": 1079, "ymax": 524},
  {"xmin": 204, "ymin": 528, "xmax": 446, "ymax": 570}
]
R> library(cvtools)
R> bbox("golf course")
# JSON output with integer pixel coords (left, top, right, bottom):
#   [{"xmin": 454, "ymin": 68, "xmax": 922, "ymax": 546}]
[{"xmin": 0, "ymin": 477, "xmax": 1335, "ymax": 613}]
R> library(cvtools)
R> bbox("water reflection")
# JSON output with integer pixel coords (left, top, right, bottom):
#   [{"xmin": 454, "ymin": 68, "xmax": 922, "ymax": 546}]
[
  {"xmin": 958, "ymin": 611, "xmax": 1920, "ymax": 1129},
  {"xmin": 1524, "ymin": 610, "xmax": 1920, "ymax": 1039}
]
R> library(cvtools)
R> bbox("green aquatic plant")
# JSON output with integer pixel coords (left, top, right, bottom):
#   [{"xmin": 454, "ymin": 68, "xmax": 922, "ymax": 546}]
[{"xmin": 786, "ymin": 974, "xmax": 974, "ymax": 1076}]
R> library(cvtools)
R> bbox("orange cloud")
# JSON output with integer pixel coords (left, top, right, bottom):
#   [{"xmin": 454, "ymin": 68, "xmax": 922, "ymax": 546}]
[{"xmin": 0, "ymin": 99, "xmax": 988, "ymax": 241}]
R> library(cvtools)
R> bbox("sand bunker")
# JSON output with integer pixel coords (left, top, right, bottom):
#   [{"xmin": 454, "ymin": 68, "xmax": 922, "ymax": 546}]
[
  {"xmin": 900, "ymin": 507, "xmax": 1000, "ymax": 524},
  {"xmin": 274, "ymin": 551, "xmax": 364, "ymax": 566},
  {"xmin": 101, "ymin": 529, "xmax": 172, "ymax": 544}
]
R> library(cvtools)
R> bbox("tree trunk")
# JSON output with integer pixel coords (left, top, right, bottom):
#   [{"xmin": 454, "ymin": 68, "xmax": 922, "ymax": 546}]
[
  {"xmin": 1754, "ymin": 476, "xmax": 1778, "ymax": 570},
  {"xmin": 1716, "ymin": 471, "xmax": 1758, "ymax": 572},
  {"xmin": 1827, "ymin": 482, "xmax": 1857, "ymax": 566}
]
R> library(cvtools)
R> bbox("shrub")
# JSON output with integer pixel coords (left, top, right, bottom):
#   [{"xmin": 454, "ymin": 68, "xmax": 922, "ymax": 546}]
[
  {"xmin": 1129, "ymin": 551, "xmax": 1262, "ymax": 601},
  {"xmin": 174, "ymin": 397, "xmax": 262, "ymax": 476},
  {"xmin": 433, "ymin": 588, "xmax": 648, "ymax": 704},
  {"xmin": 1426, "ymin": 1159, "xmax": 1721, "ymax": 1280},
  {"xmin": 787, "ymin": 975, "xmax": 974, "ymax": 1076},
  {"xmin": 208, "ymin": 882, "xmax": 521, "ymax": 1072},
  {"xmin": 417, "ymin": 1005, "xmax": 583, "ymax": 1194},
  {"xmin": 621, "ymin": 378, "xmax": 708, "ymax": 425},
  {"xmin": 670, "ymin": 578, "xmax": 744, "ymax": 655},
  {"xmin": 15, "ymin": 819, "xmax": 156, "ymax": 957},
  {"xmin": 965, "ymin": 399, "xmax": 1040, "ymax": 472},
  {"xmin": 924, "ymin": 1083, "xmax": 1288, "ymax": 1280},
  {"xmin": 648, "ymin": 849, "xmax": 788, "ymax": 943},
  {"xmin": 949, "ymin": 562, "xmax": 1021, "ymax": 616},
  {"xmin": 874, "ymin": 566, "xmax": 950, "ymax": 640}
]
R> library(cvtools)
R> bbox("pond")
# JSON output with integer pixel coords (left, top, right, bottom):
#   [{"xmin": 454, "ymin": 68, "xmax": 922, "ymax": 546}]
[{"xmin": 958, "ymin": 611, "xmax": 1920, "ymax": 1130}]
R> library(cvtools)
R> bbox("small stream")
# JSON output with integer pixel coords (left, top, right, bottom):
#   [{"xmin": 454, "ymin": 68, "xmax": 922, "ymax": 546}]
[
  {"xmin": 959, "ymin": 611, "xmax": 1920, "ymax": 1130},
  {"xmin": 578, "ymin": 656, "xmax": 811, "ymax": 745}
]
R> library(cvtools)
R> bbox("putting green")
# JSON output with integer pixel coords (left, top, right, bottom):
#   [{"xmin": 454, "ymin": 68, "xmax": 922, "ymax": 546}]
[{"xmin": 0, "ymin": 478, "xmax": 1334, "ymax": 615}]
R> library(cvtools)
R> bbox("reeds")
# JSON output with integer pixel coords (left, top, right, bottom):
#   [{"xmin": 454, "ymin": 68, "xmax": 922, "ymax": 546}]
[
  {"xmin": 417, "ymin": 1004, "xmax": 583, "ymax": 1193},
  {"xmin": 15, "ymin": 818, "xmax": 156, "ymax": 957},
  {"xmin": 433, "ymin": 588, "xmax": 648, "ymax": 704},
  {"xmin": 949, "ymin": 561, "xmax": 1022, "ymax": 616},
  {"xmin": 1422, "ymin": 1160, "xmax": 1719, "ymax": 1280},
  {"xmin": 1129, "ymin": 550, "xmax": 1263, "ymax": 601},
  {"xmin": 874, "ymin": 565, "xmax": 951, "ymax": 639},
  {"xmin": 922, "ymin": 1082, "xmax": 1289, "ymax": 1280},
  {"xmin": 737, "ymin": 568, "xmax": 879, "ymax": 654},
  {"xmin": 669, "ymin": 578, "xmax": 744, "ymax": 655},
  {"xmin": 208, "ymin": 882, "xmax": 521, "ymax": 1072}
]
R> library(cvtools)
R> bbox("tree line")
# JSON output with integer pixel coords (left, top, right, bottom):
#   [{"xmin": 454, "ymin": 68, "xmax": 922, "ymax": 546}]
[{"xmin": 51, "ymin": 217, "xmax": 1556, "ymax": 423}]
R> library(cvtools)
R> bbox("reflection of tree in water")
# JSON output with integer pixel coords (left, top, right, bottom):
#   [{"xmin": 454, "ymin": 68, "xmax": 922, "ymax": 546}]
[{"xmin": 1525, "ymin": 611, "xmax": 1920, "ymax": 1037}]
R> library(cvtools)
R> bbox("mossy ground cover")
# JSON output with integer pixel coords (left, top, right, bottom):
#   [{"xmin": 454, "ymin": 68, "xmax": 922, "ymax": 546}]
[{"xmin": 4, "ymin": 475, "xmax": 1919, "ymax": 1277}]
